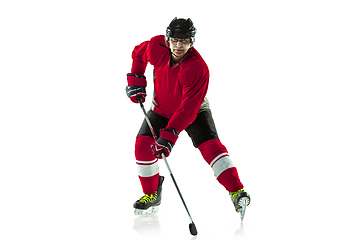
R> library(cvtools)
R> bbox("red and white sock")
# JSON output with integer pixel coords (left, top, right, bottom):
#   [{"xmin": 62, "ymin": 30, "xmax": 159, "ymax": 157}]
[
  {"xmin": 135, "ymin": 135, "xmax": 159, "ymax": 194},
  {"xmin": 198, "ymin": 139, "xmax": 244, "ymax": 192}
]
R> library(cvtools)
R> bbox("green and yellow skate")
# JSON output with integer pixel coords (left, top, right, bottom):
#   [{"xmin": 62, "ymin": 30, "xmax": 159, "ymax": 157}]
[
  {"xmin": 230, "ymin": 189, "xmax": 251, "ymax": 221},
  {"xmin": 133, "ymin": 176, "xmax": 164, "ymax": 215}
]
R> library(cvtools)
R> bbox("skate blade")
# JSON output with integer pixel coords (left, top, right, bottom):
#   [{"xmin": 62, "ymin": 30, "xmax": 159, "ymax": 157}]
[
  {"xmin": 134, "ymin": 206, "xmax": 159, "ymax": 215},
  {"xmin": 238, "ymin": 197, "xmax": 250, "ymax": 222}
]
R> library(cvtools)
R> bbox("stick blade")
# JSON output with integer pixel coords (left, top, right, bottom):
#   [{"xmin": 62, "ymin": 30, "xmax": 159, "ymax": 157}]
[{"xmin": 189, "ymin": 222, "xmax": 197, "ymax": 236}]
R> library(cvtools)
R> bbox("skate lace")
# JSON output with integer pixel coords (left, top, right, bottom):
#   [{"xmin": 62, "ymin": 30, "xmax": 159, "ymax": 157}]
[
  {"xmin": 230, "ymin": 189, "xmax": 244, "ymax": 199},
  {"xmin": 139, "ymin": 192, "xmax": 157, "ymax": 203}
]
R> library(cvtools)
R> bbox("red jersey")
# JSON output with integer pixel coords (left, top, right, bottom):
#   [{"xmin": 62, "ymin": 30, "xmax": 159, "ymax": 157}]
[{"xmin": 130, "ymin": 35, "xmax": 209, "ymax": 133}]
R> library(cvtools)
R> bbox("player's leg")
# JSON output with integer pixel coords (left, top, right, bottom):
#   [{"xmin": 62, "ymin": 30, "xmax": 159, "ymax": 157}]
[
  {"xmin": 185, "ymin": 110, "xmax": 250, "ymax": 215},
  {"xmin": 135, "ymin": 135, "xmax": 159, "ymax": 194},
  {"xmin": 198, "ymin": 139, "xmax": 244, "ymax": 192},
  {"xmin": 185, "ymin": 110, "xmax": 244, "ymax": 191},
  {"xmin": 133, "ymin": 110, "xmax": 168, "ymax": 214}
]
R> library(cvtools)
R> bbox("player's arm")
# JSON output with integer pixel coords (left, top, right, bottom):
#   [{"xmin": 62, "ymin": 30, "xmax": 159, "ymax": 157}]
[{"xmin": 126, "ymin": 40, "xmax": 150, "ymax": 103}]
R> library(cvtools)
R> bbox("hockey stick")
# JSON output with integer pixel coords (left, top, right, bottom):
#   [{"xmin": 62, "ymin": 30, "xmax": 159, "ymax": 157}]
[{"xmin": 138, "ymin": 98, "xmax": 198, "ymax": 236}]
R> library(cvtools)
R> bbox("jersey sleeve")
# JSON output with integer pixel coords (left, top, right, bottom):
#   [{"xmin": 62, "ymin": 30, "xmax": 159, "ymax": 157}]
[
  {"xmin": 130, "ymin": 40, "xmax": 150, "ymax": 75},
  {"xmin": 166, "ymin": 64, "xmax": 209, "ymax": 133},
  {"xmin": 130, "ymin": 35, "xmax": 167, "ymax": 75}
]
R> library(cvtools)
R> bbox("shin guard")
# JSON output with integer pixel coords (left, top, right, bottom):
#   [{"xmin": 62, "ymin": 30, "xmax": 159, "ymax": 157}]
[
  {"xmin": 198, "ymin": 139, "xmax": 243, "ymax": 192},
  {"xmin": 135, "ymin": 135, "xmax": 159, "ymax": 194}
]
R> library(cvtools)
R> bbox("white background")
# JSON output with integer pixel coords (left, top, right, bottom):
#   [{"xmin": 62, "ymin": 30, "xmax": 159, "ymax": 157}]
[{"xmin": 1, "ymin": 0, "xmax": 359, "ymax": 239}]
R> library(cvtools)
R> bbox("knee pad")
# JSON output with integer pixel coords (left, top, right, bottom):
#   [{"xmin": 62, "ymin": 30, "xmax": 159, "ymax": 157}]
[
  {"xmin": 135, "ymin": 135, "xmax": 155, "ymax": 161},
  {"xmin": 198, "ymin": 139, "xmax": 228, "ymax": 165}
]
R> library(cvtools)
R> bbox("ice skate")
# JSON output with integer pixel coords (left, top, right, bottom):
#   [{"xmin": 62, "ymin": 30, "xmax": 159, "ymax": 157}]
[
  {"xmin": 133, "ymin": 176, "xmax": 164, "ymax": 215},
  {"xmin": 230, "ymin": 189, "xmax": 251, "ymax": 221}
]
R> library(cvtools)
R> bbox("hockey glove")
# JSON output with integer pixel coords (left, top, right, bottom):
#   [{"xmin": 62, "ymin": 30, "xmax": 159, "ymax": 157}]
[
  {"xmin": 126, "ymin": 73, "xmax": 147, "ymax": 103},
  {"xmin": 151, "ymin": 128, "xmax": 179, "ymax": 158}
]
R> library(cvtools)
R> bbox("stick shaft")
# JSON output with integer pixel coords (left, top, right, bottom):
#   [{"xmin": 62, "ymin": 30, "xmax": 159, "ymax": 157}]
[
  {"xmin": 138, "ymin": 99, "xmax": 157, "ymax": 141},
  {"xmin": 137, "ymin": 99, "xmax": 194, "ymax": 223}
]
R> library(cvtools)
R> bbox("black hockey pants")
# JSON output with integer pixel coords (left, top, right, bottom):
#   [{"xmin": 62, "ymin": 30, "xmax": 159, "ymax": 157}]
[{"xmin": 137, "ymin": 109, "xmax": 219, "ymax": 148}]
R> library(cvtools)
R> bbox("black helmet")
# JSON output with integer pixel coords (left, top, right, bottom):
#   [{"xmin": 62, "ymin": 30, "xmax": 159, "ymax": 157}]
[{"xmin": 166, "ymin": 17, "xmax": 197, "ymax": 43}]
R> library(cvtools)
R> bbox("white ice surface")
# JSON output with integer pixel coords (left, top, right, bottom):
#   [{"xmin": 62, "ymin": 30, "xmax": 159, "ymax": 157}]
[{"xmin": 1, "ymin": 1, "xmax": 360, "ymax": 240}]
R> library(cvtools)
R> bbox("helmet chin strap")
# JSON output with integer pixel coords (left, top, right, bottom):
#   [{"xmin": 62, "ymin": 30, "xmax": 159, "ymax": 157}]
[{"xmin": 160, "ymin": 43, "xmax": 176, "ymax": 57}]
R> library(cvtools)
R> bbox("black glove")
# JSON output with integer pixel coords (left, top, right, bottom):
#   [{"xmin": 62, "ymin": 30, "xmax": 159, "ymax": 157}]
[
  {"xmin": 151, "ymin": 128, "xmax": 179, "ymax": 158},
  {"xmin": 126, "ymin": 85, "xmax": 146, "ymax": 103},
  {"xmin": 126, "ymin": 73, "xmax": 147, "ymax": 103}
]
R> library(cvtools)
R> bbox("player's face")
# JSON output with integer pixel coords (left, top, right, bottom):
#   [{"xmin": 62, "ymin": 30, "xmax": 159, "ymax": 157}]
[{"xmin": 169, "ymin": 38, "xmax": 192, "ymax": 61}]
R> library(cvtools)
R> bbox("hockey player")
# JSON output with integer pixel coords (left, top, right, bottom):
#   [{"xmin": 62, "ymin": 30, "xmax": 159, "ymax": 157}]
[{"xmin": 126, "ymin": 17, "xmax": 250, "ymax": 219}]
